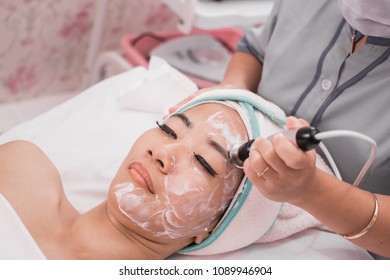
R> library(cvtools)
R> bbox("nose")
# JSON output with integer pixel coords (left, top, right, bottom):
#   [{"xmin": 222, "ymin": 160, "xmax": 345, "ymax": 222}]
[{"xmin": 148, "ymin": 142, "xmax": 184, "ymax": 174}]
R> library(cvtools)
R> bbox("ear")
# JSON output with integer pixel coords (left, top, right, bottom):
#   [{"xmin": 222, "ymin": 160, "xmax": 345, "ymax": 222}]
[
  {"xmin": 194, "ymin": 230, "xmax": 211, "ymax": 244},
  {"xmin": 193, "ymin": 218, "xmax": 220, "ymax": 244}
]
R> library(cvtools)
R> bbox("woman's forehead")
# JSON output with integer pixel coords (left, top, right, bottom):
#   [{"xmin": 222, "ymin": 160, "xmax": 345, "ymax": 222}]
[{"xmin": 184, "ymin": 103, "xmax": 247, "ymax": 136}]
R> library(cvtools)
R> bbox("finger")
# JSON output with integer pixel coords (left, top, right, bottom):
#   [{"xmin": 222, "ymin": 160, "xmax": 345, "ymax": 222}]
[
  {"xmin": 285, "ymin": 116, "xmax": 309, "ymax": 129},
  {"xmin": 245, "ymin": 148, "xmax": 267, "ymax": 176},
  {"xmin": 169, "ymin": 86, "xmax": 227, "ymax": 113},
  {"xmin": 243, "ymin": 149, "xmax": 273, "ymax": 183},
  {"xmin": 169, "ymin": 86, "xmax": 217, "ymax": 114},
  {"xmin": 272, "ymin": 133, "xmax": 315, "ymax": 169},
  {"xmin": 251, "ymin": 138, "xmax": 286, "ymax": 171},
  {"xmin": 168, "ymin": 95, "xmax": 195, "ymax": 114}
]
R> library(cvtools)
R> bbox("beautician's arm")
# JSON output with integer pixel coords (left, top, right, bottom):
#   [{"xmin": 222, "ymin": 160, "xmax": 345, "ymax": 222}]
[
  {"xmin": 245, "ymin": 117, "xmax": 390, "ymax": 258},
  {"xmin": 296, "ymin": 169, "xmax": 389, "ymax": 258},
  {"xmin": 220, "ymin": 52, "xmax": 263, "ymax": 92},
  {"xmin": 168, "ymin": 52, "xmax": 262, "ymax": 114}
]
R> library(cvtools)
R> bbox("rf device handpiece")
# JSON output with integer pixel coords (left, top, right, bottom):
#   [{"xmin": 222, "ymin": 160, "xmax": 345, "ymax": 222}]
[{"xmin": 229, "ymin": 127, "xmax": 321, "ymax": 169}]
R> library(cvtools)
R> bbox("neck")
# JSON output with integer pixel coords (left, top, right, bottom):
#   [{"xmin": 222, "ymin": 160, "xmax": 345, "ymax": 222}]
[
  {"xmin": 351, "ymin": 32, "xmax": 367, "ymax": 54},
  {"xmin": 65, "ymin": 202, "xmax": 185, "ymax": 259}
]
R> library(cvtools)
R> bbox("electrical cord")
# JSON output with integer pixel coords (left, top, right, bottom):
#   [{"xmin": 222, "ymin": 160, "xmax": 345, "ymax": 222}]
[{"xmin": 315, "ymin": 130, "xmax": 377, "ymax": 186}]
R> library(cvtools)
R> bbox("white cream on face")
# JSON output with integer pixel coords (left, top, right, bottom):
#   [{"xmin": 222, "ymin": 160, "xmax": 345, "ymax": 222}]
[
  {"xmin": 115, "ymin": 182, "xmax": 165, "ymax": 233},
  {"xmin": 206, "ymin": 111, "xmax": 245, "ymax": 152},
  {"xmin": 205, "ymin": 111, "xmax": 245, "ymax": 196},
  {"xmin": 114, "ymin": 108, "xmax": 246, "ymax": 239},
  {"xmin": 114, "ymin": 164, "xmax": 222, "ymax": 239}
]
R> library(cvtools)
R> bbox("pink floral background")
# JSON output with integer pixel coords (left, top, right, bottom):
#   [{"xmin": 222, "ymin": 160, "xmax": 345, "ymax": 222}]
[{"xmin": 0, "ymin": 0, "xmax": 178, "ymax": 104}]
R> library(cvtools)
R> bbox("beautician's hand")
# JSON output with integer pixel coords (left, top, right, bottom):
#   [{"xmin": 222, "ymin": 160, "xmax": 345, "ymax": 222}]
[
  {"xmin": 168, "ymin": 87, "xmax": 210, "ymax": 114},
  {"xmin": 168, "ymin": 84, "xmax": 239, "ymax": 114},
  {"xmin": 244, "ymin": 116, "xmax": 319, "ymax": 204}
]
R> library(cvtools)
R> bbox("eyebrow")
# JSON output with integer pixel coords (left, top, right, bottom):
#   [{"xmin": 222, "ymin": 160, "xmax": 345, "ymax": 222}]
[
  {"xmin": 173, "ymin": 113, "xmax": 230, "ymax": 162},
  {"xmin": 208, "ymin": 139, "xmax": 230, "ymax": 162},
  {"xmin": 172, "ymin": 113, "xmax": 193, "ymax": 128}
]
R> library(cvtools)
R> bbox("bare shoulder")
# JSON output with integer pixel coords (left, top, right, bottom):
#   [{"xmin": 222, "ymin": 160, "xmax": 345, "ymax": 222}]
[
  {"xmin": 0, "ymin": 140, "xmax": 61, "ymax": 193},
  {"xmin": 0, "ymin": 140, "xmax": 43, "ymax": 153},
  {"xmin": 0, "ymin": 140, "xmax": 43, "ymax": 154},
  {"xmin": 0, "ymin": 141, "xmax": 77, "ymax": 251},
  {"xmin": 0, "ymin": 140, "xmax": 54, "ymax": 169}
]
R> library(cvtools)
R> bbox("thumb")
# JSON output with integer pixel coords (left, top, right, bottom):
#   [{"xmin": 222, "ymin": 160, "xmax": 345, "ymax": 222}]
[
  {"xmin": 285, "ymin": 116, "xmax": 310, "ymax": 129},
  {"xmin": 168, "ymin": 86, "xmax": 220, "ymax": 114}
]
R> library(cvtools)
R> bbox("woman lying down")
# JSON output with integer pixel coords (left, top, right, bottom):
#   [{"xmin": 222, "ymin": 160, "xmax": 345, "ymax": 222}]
[{"xmin": 0, "ymin": 90, "xmax": 331, "ymax": 259}]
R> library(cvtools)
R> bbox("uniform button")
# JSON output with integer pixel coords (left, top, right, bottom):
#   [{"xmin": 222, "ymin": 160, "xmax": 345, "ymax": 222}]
[{"xmin": 321, "ymin": 79, "xmax": 332, "ymax": 91}]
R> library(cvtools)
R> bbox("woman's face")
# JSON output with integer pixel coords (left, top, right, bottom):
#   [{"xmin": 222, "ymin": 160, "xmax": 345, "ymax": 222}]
[{"xmin": 109, "ymin": 103, "xmax": 247, "ymax": 242}]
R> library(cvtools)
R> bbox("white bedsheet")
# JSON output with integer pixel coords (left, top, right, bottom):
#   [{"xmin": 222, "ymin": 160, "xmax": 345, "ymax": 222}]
[
  {"xmin": 0, "ymin": 92, "xmax": 76, "ymax": 133},
  {"xmin": 0, "ymin": 60, "xmax": 373, "ymax": 260}
]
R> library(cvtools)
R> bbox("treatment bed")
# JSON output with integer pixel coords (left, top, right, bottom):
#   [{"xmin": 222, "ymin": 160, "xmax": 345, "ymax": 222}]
[{"xmin": 0, "ymin": 58, "xmax": 373, "ymax": 260}]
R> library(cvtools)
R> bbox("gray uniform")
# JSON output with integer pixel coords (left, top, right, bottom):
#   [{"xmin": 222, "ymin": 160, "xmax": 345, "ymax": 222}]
[{"xmin": 238, "ymin": 0, "xmax": 390, "ymax": 195}]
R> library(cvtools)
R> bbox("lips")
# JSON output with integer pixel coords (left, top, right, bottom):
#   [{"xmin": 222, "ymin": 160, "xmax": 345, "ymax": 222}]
[{"xmin": 128, "ymin": 162, "xmax": 154, "ymax": 194}]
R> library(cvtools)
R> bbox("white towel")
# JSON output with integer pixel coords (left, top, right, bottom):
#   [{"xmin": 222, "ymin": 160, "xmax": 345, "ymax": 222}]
[{"xmin": 0, "ymin": 194, "xmax": 46, "ymax": 260}]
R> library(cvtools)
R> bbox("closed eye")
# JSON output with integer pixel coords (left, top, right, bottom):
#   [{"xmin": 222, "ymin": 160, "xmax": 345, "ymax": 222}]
[
  {"xmin": 156, "ymin": 121, "xmax": 177, "ymax": 139},
  {"xmin": 194, "ymin": 153, "xmax": 217, "ymax": 177}
]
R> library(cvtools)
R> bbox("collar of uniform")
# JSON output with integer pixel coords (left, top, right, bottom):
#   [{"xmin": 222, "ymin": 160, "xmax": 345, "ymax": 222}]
[
  {"xmin": 349, "ymin": 25, "xmax": 390, "ymax": 46},
  {"xmin": 366, "ymin": 35, "xmax": 390, "ymax": 46}
]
